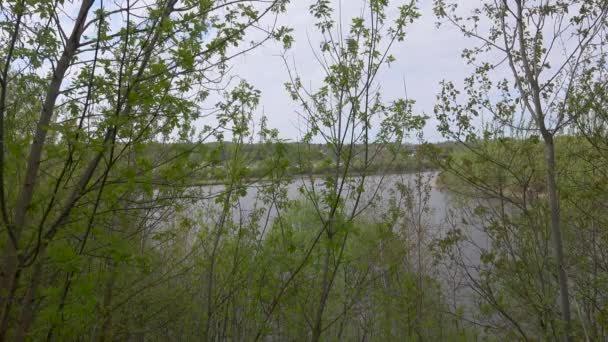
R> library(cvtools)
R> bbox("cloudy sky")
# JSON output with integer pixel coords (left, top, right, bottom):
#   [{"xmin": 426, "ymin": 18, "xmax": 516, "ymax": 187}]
[{"xmin": 227, "ymin": 0, "xmax": 478, "ymax": 142}]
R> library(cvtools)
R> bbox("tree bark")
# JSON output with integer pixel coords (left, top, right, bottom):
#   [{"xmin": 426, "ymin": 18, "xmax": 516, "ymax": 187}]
[
  {"xmin": 14, "ymin": 261, "xmax": 43, "ymax": 342},
  {"xmin": 543, "ymin": 135, "xmax": 572, "ymax": 341}
]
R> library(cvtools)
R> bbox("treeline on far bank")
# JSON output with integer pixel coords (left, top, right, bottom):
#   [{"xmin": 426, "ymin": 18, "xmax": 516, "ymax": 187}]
[{"xmin": 136, "ymin": 141, "xmax": 456, "ymax": 183}]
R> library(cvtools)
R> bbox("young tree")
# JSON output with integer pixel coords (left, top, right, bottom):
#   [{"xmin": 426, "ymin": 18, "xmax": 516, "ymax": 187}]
[
  {"xmin": 433, "ymin": 0, "xmax": 608, "ymax": 339},
  {"xmin": 267, "ymin": 0, "xmax": 424, "ymax": 340},
  {"xmin": 0, "ymin": 0, "xmax": 290, "ymax": 339}
]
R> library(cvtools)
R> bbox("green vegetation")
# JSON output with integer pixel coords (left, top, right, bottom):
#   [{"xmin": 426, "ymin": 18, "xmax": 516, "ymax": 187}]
[
  {"xmin": 0, "ymin": 0, "xmax": 607, "ymax": 341},
  {"xmin": 432, "ymin": 134, "xmax": 608, "ymax": 341},
  {"xmin": 140, "ymin": 142, "xmax": 437, "ymax": 183}
]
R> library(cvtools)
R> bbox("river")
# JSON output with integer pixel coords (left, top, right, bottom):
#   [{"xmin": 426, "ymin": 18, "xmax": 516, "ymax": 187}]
[{"xmin": 180, "ymin": 171, "xmax": 489, "ymax": 316}]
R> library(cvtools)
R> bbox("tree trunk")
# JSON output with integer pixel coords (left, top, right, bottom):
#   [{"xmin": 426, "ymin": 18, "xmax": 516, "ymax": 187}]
[
  {"xmin": 14, "ymin": 261, "xmax": 43, "ymax": 342},
  {"xmin": 0, "ymin": 1, "xmax": 94, "ymax": 338},
  {"xmin": 311, "ymin": 247, "xmax": 331, "ymax": 342},
  {"xmin": 0, "ymin": 243, "xmax": 19, "ymax": 340},
  {"xmin": 543, "ymin": 135, "xmax": 572, "ymax": 341}
]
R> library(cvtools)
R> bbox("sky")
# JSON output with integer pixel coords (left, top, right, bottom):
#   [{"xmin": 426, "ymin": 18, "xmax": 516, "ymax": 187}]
[{"xmin": 227, "ymin": 0, "xmax": 477, "ymax": 142}]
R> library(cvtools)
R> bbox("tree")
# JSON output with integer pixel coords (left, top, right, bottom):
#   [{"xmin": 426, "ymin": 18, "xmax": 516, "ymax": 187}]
[
  {"xmin": 433, "ymin": 0, "xmax": 608, "ymax": 339},
  {"xmin": 277, "ymin": 0, "xmax": 423, "ymax": 340},
  {"xmin": 0, "ymin": 0, "xmax": 290, "ymax": 339}
]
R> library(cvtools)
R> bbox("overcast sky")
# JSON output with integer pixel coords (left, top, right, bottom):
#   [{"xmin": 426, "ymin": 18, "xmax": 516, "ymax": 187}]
[{"xmin": 227, "ymin": 0, "xmax": 477, "ymax": 142}]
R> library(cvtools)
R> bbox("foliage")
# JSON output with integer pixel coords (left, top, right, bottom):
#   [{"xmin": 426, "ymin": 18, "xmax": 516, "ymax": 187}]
[{"xmin": 0, "ymin": 0, "xmax": 606, "ymax": 340}]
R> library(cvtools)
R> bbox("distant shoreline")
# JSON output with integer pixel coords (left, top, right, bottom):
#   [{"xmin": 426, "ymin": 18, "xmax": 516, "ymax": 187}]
[{"xmin": 184, "ymin": 168, "xmax": 440, "ymax": 187}]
